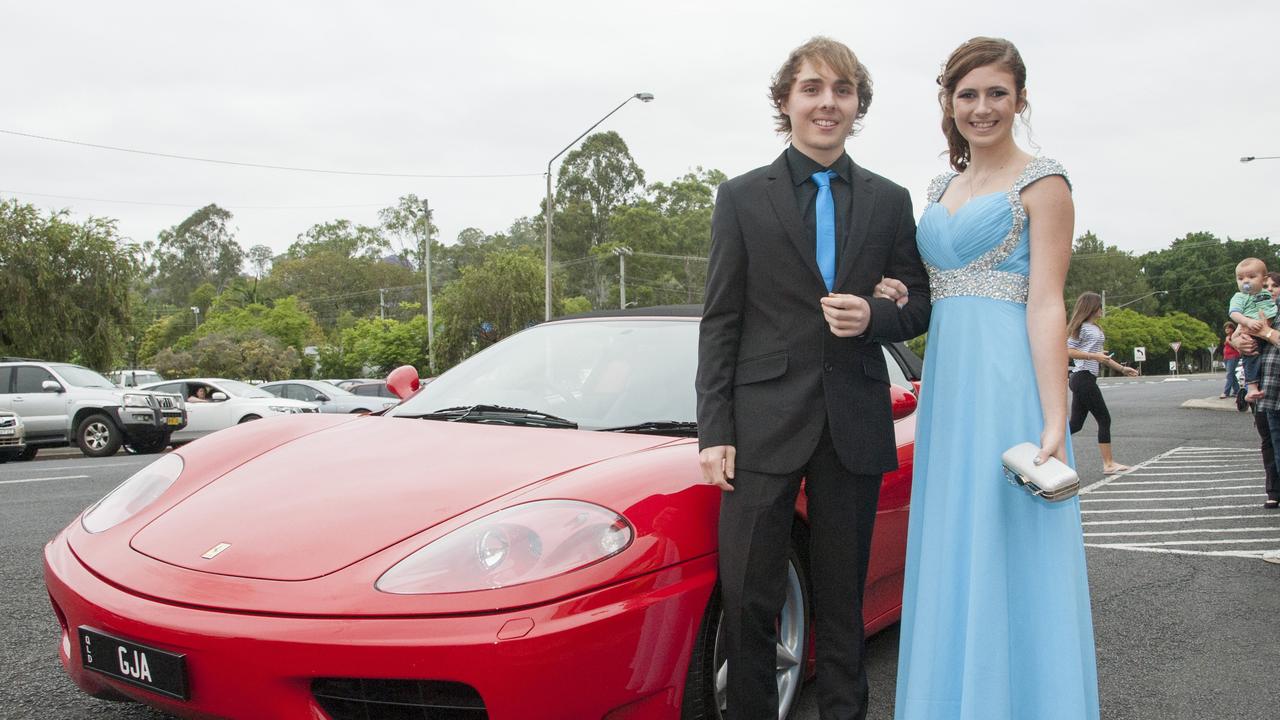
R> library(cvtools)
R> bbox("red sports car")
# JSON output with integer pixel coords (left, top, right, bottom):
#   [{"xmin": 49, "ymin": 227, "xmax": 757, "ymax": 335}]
[{"xmin": 45, "ymin": 307, "xmax": 920, "ymax": 720}]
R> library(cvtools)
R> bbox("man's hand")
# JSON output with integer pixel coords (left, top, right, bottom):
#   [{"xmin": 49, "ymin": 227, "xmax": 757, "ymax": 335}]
[
  {"xmin": 820, "ymin": 293, "xmax": 872, "ymax": 337},
  {"xmin": 699, "ymin": 445, "xmax": 736, "ymax": 492}
]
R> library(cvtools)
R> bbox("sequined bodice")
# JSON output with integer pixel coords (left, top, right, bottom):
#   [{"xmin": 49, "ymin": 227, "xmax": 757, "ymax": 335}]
[{"xmin": 918, "ymin": 157, "xmax": 1069, "ymax": 305}]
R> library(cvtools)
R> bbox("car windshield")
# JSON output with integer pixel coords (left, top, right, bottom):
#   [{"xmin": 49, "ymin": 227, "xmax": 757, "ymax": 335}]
[
  {"xmin": 215, "ymin": 379, "xmax": 275, "ymax": 398},
  {"xmin": 55, "ymin": 365, "xmax": 118, "ymax": 389},
  {"xmin": 390, "ymin": 319, "xmax": 698, "ymax": 430}
]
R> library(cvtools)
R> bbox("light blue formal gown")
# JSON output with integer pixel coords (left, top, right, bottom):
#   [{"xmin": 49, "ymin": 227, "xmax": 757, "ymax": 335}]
[{"xmin": 894, "ymin": 158, "xmax": 1101, "ymax": 720}]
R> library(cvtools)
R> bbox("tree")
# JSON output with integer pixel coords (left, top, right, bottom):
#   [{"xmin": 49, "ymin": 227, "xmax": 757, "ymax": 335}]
[
  {"xmin": 552, "ymin": 132, "xmax": 646, "ymax": 306},
  {"xmin": 1140, "ymin": 232, "xmax": 1277, "ymax": 331},
  {"xmin": 434, "ymin": 251, "xmax": 547, "ymax": 369},
  {"xmin": 1066, "ymin": 231, "xmax": 1154, "ymax": 313},
  {"xmin": 261, "ymin": 251, "xmax": 419, "ymax": 327},
  {"xmin": 288, "ymin": 219, "xmax": 389, "ymax": 261},
  {"xmin": 146, "ymin": 204, "xmax": 245, "ymax": 306},
  {"xmin": 0, "ymin": 199, "xmax": 139, "ymax": 368},
  {"xmin": 318, "ymin": 314, "xmax": 428, "ymax": 378}
]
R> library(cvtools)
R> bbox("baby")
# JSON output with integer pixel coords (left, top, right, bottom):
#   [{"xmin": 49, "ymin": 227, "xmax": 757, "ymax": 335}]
[{"xmin": 1228, "ymin": 257, "xmax": 1279, "ymax": 401}]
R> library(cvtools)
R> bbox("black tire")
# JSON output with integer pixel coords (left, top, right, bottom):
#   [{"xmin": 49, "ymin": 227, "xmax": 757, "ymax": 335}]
[
  {"xmin": 124, "ymin": 435, "xmax": 169, "ymax": 454},
  {"xmin": 682, "ymin": 545, "xmax": 810, "ymax": 720},
  {"xmin": 349, "ymin": 408, "xmax": 370, "ymax": 414},
  {"xmin": 238, "ymin": 414, "xmax": 261, "ymax": 424},
  {"xmin": 76, "ymin": 413, "xmax": 122, "ymax": 458},
  {"xmin": 15, "ymin": 446, "xmax": 37, "ymax": 461}
]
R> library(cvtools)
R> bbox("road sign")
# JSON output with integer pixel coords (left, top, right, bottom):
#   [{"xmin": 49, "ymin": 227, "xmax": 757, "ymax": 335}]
[
  {"xmin": 1169, "ymin": 361, "xmax": 1177, "ymax": 372},
  {"xmin": 1134, "ymin": 346, "xmax": 1147, "ymax": 361},
  {"xmin": 1171, "ymin": 341, "xmax": 1182, "ymax": 353}
]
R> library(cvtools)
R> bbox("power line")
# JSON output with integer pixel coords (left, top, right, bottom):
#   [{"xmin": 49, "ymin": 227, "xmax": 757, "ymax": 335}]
[
  {"xmin": 0, "ymin": 189, "xmax": 387, "ymax": 211},
  {"xmin": 0, "ymin": 127, "xmax": 543, "ymax": 179}
]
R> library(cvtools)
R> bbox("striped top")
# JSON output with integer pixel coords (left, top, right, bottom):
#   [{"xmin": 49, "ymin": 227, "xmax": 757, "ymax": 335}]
[{"xmin": 1068, "ymin": 322, "xmax": 1105, "ymax": 375}]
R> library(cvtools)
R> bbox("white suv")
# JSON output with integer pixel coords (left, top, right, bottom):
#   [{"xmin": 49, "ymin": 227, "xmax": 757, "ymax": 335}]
[{"xmin": 0, "ymin": 360, "xmax": 186, "ymax": 458}]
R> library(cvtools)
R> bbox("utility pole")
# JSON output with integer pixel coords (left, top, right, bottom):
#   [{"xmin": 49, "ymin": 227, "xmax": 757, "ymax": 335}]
[
  {"xmin": 379, "ymin": 288, "xmax": 385, "ymax": 321},
  {"xmin": 613, "ymin": 246, "xmax": 632, "ymax": 309},
  {"xmin": 422, "ymin": 199, "xmax": 435, "ymax": 375}
]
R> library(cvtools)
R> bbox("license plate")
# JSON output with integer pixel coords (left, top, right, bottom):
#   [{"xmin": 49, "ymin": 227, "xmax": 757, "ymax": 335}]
[
  {"xmin": 0, "ymin": 427, "xmax": 13, "ymax": 436},
  {"xmin": 78, "ymin": 626, "xmax": 188, "ymax": 700},
  {"xmin": 165, "ymin": 416, "xmax": 181, "ymax": 426}
]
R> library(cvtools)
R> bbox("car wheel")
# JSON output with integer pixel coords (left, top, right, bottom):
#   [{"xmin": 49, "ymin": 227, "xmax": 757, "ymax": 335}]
[
  {"xmin": 124, "ymin": 436, "xmax": 168, "ymax": 454},
  {"xmin": 14, "ymin": 446, "xmax": 37, "ymax": 461},
  {"xmin": 348, "ymin": 408, "xmax": 370, "ymax": 414},
  {"xmin": 76, "ymin": 413, "xmax": 122, "ymax": 458},
  {"xmin": 682, "ymin": 545, "xmax": 809, "ymax": 720},
  {"xmin": 238, "ymin": 414, "xmax": 261, "ymax": 424}
]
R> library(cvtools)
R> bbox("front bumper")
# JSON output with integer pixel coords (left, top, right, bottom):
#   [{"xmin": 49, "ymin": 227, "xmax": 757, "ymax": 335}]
[
  {"xmin": 45, "ymin": 529, "xmax": 716, "ymax": 720},
  {"xmin": 108, "ymin": 400, "xmax": 186, "ymax": 440}
]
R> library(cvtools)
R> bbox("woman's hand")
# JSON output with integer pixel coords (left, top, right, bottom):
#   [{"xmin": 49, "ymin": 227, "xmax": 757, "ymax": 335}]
[
  {"xmin": 873, "ymin": 277, "xmax": 910, "ymax": 308},
  {"xmin": 1034, "ymin": 426, "xmax": 1068, "ymax": 466},
  {"xmin": 1121, "ymin": 366, "xmax": 1139, "ymax": 377}
]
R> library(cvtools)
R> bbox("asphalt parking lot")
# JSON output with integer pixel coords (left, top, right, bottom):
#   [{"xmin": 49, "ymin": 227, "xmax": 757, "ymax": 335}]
[{"xmin": 2, "ymin": 374, "xmax": 1277, "ymax": 720}]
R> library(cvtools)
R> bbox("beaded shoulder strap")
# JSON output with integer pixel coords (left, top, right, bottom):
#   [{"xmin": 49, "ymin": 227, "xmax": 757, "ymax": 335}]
[{"xmin": 925, "ymin": 171, "xmax": 958, "ymax": 205}]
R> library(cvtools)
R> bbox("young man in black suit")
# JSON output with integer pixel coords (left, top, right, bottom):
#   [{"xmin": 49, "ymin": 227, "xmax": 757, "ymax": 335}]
[{"xmin": 695, "ymin": 37, "xmax": 931, "ymax": 720}]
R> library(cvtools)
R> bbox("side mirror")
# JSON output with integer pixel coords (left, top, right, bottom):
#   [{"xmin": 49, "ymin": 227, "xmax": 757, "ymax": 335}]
[
  {"xmin": 385, "ymin": 365, "xmax": 421, "ymax": 400},
  {"xmin": 41, "ymin": 380, "xmax": 63, "ymax": 393},
  {"xmin": 210, "ymin": 391, "xmax": 228, "ymax": 401},
  {"xmin": 890, "ymin": 384, "xmax": 917, "ymax": 421},
  {"xmin": 315, "ymin": 393, "xmax": 330, "ymax": 403}
]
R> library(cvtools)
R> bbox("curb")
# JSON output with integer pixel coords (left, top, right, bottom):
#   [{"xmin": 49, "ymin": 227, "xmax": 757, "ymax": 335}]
[{"xmin": 1181, "ymin": 396, "xmax": 1252, "ymax": 413}]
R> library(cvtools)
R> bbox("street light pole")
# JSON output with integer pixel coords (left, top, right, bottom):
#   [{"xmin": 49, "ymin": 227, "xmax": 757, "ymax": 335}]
[
  {"xmin": 1240, "ymin": 155, "xmax": 1280, "ymax": 163},
  {"xmin": 545, "ymin": 92, "xmax": 654, "ymax": 320},
  {"xmin": 1111, "ymin": 289, "xmax": 1168, "ymax": 311}
]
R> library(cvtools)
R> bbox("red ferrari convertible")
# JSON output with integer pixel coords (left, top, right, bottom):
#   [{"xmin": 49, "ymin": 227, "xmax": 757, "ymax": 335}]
[{"xmin": 45, "ymin": 307, "xmax": 920, "ymax": 720}]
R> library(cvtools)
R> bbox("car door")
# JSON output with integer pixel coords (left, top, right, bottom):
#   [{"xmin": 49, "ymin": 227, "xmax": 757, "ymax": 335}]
[
  {"xmin": 151, "ymin": 382, "xmax": 202, "ymax": 441},
  {"xmin": 11, "ymin": 365, "xmax": 70, "ymax": 439}
]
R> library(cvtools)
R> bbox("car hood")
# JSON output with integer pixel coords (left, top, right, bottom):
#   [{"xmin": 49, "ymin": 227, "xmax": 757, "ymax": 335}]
[{"xmin": 128, "ymin": 417, "xmax": 673, "ymax": 581}]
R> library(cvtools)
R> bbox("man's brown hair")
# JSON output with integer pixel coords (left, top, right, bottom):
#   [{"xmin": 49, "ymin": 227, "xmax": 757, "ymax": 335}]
[{"xmin": 769, "ymin": 37, "xmax": 873, "ymax": 138}]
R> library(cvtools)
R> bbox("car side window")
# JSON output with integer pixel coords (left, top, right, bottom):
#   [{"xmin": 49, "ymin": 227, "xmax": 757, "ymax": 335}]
[
  {"xmin": 261, "ymin": 385, "xmax": 284, "ymax": 398},
  {"xmin": 13, "ymin": 366, "xmax": 55, "ymax": 393},
  {"xmin": 286, "ymin": 385, "xmax": 314, "ymax": 402},
  {"xmin": 353, "ymin": 384, "xmax": 372, "ymax": 396},
  {"xmin": 151, "ymin": 383, "xmax": 184, "ymax": 396},
  {"xmin": 881, "ymin": 347, "xmax": 913, "ymax": 391},
  {"xmin": 0, "ymin": 367, "xmax": 12, "ymax": 393}
]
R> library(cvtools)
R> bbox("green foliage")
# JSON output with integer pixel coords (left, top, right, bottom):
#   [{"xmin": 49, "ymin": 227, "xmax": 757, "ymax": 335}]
[
  {"xmin": 434, "ymin": 251, "xmax": 546, "ymax": 370},
  {"xmin": 1141, "ymin": 232, "xmax": 1278, "ymax": 331},
  {"xmin": 1067, "ymin": 231, "xmax": 1154, "ymax": 313},
  {"xmin": 1097, "ymin": 308, "xmax": 1217, "ymax": 373},
  {"xmin": 561, "ymin": 296, "xmax": 593, "ymax": 315},
  {"xmin": 0, "ymin": 199, "xmax": 139, "ymax": 369},
  {"xmin": 149, "ymin": 331, "xmax": 299, "ymax": 381},
  {"xmin": 288, "ymin": 219, "xmax": 389, "ymax": 260},
  {"xmin": 146, "ymin": 204, "xmax": 245, "ymax": 306},
  {"xmin": 260, "ymin": 251, "xmax": 419, "ymax": 327},
  {"xmin": 318, "ymin": 315, "xmax": 428, "ymax": 378}
]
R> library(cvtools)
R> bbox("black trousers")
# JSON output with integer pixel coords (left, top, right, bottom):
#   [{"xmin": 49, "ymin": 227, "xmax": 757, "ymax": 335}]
[
  {"xmin": 1069, "ymin": 370, "xmax": 1112, "ymax": 444},
  {"xmin": 1253, "ymin": 409, "xmax": 1280, "ymax": 501},
  {"xmin": 718, "ymin": 424, "xmax": 881, "ymax": 720}
]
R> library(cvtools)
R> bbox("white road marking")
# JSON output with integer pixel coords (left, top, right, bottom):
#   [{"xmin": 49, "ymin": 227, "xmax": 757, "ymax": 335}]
[
  {"xmin": 1124, "ymin": 469, "xmax": 1267, "ymax": 476},
  {"xmin": 1089, "ymin": 538, "xmax": 1280, "ymax": 547},
  {"xmin": 1084, "ymin": 514, "xmax": 1274, "ymax": 526},
  {"xmin": 1085, "ymin": 527, "xmax": 1277, "ymax": 537},
  {"xmin": 1084, "ymin": 545, "xmax": 1273, "ymax": 559},
  {"xmin": 1082, "ymin": 493, "xmax": 1261, "ymax": 503},
  {"xmin": 2, "ymin": 461, "xmax": 148, "ymax": 473},
  {"xmin": 1082, "ymin": 504, "xmax": 1259, "ymax": 514},
  {"xmin": 1109, "ymin": 478, "xmax": 1266, "ymax": 485},
  {"xmin": 0, "ymin": 474, "xmax": 90, "ymax": 485},
  {"xmin": 1087, "ymin": 486, "xmax": 1260, "ymax": 494}
]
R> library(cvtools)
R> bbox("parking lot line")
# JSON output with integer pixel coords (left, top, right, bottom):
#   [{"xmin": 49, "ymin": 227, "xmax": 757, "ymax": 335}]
[
  {"xmin": 0, "ymin": 475, "xmax": 90, "ymax": 485},
  {"xmin": 1079, "ymin": 446, "xmax": 1279, "ymax": 559}
]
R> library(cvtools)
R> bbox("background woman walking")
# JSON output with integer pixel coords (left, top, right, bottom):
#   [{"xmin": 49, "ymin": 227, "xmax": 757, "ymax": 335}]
[
  {"xmin": 1221, "ymin": 320, "xmax": 1241, "ymax": 399},
  {"xmin": 1067, "ymin": 291, "xmax": 1138, "ymax": 474}
]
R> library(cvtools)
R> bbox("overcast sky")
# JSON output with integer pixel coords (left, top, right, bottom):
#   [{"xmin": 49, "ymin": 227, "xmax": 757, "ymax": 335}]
[{"xmin": 4, "ymin": 1, "xmax": 1277, "ymax": 265}]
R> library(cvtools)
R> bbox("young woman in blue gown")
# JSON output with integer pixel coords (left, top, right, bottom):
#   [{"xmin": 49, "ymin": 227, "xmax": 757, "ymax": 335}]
[{"xmin": 875, "ymin": 37, "xmax": 1101, "ymax": 719}]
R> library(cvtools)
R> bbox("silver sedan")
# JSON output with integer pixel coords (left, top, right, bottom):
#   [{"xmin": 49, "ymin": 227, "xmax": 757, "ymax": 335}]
[{"xmin": 258, "ymin": 379, "xmax": 398, "ymax": 414}]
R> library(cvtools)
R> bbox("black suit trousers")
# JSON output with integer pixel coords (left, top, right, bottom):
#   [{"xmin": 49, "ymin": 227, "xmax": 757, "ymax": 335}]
[{"xmin": 717, "ymin": 424, "xmax": 881, "ymax": 720}]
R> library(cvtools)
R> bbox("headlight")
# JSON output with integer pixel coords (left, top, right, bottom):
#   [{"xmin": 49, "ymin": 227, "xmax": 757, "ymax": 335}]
[
  {"xmin": 122, "ymin": 393, "xmax": 151, "ymax": 408},
  {"xmin": 268, "ymin": 405, "xmax": 303, "ymax": 414},
  {"xmin": 81, "ymin": 454, "xmax": 183, "ymax": 533},
  {"xmin": 375, "ymin": 499, "xmax": 633, "ymax": 595}
]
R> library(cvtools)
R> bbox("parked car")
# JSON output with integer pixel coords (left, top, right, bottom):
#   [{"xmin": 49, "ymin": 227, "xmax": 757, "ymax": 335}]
[
  {"xmin": 257, "ymin": 379, "xmax": 398, "ymax": 414},
  {"xmin": 44, "ymin": 307, "xmax": 919, "ymax": 719},
  {"xmin": 335, "ymin": 378, "xmax": 380, "ymax": 391},
  {"xmin": 0, "ymin": 360, "xmax": 185, "ymax": 458},
  {"xmin": 347, "ymin": 379, "xmax": 410, "ymax": 399},
  {"xmin": 138, "ymin": 378, "xmax": 319, "ymax": 443},
  {"xmin": 108, "ymin": 369, "xmax": 165, "ymax": 388},
  {"xmin": 0, "ymin": 411, "xmax": 28, "ymax": 462}
]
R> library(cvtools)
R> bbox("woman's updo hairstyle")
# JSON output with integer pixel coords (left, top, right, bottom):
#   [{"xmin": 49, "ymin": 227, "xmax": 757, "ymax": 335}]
[{"xmin": 936, "ymin": 37, "xmax": 1028, "ymax": 172}]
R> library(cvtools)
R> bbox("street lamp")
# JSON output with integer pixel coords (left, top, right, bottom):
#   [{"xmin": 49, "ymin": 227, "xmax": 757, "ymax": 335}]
[
  {"xmin": 1240, "ymin": 155, "xmax": 1280, "ymax": 163},
  {"xmin": 413, "ymin": 199, "xmax": 435, "ymax": 374},
  {"xmin": 1108, "ymin": 290, "xmax": 1168, "ymax": 312},
  {"xmin": 544, "ymin": 92, "xmax": 655, "ymax": 320},
  {"xmin": 190, "ymin": 306, "xmax": 200, "ymax": 329}
]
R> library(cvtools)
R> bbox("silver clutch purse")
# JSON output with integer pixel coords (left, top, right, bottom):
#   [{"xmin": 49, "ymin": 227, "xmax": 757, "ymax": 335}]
[{"xmin": 1001, "ymin": 442, "xmax": 1079, "ymax": 502}]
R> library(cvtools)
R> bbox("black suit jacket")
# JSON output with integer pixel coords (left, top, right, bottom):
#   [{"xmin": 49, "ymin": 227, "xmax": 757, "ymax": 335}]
[{"xmin": 696, "ymin": 150, "xmax": 931, "ymax": 475}]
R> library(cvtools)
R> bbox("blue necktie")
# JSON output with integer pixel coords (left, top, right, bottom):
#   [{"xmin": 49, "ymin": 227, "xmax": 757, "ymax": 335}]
[{"xmin": 811, "ymin": 170, "xmax": 836, "ymax": 292}]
